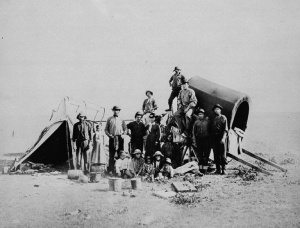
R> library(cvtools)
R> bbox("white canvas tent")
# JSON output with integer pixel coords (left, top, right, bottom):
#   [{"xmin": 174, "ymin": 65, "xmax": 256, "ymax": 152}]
[{"xmin": 11, "ymin": 97, "xmax": 105, "ymax": 171}]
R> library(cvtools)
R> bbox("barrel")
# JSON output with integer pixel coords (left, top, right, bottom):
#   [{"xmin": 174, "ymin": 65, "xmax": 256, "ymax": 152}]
[
  {"xmin": 108, "ymin": 178, "xmax": 123, "ymax": 191},
  {"xmin": 67, "ymin": 170, "xmax": 83, "ymax": 180},
  {"xmin": 90, "ymin": 163, "xmax": 106, "ymax": 174},
  {"xmin": 131, "ymin": 178, "xmax": 142, "ymax": 190},
  {"xmin": 90, "ymin": 172, "xmax": 102, "ymax": 183}
]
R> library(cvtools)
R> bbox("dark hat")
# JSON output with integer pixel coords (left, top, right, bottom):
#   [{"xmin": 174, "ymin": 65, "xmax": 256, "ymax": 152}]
[
  {"xmin": 212, "ymin": 104, "xmax": 223, "ymax": 111},
  {"xmin": 132, "ymin": 149, "xmax": 142, "ymax": 155},
  {"xmin": 165, "ymin": 158, "xmax": 172, "ymax": 164},
  {"xmin": 145, "ymin": 90, "xmax": 153, "ymax": 96},
  {"xmin": 135, "ymin": 111, "xmax": 143, "ymax": 118},
  {"xmin": 181, "ymin": 78, "xmax": 189, "ymax": 84},
  {"xmin": 153, "ymin": 151, "xmax": 164, "ymax": 157},
  {"xmin": 77, "ymin": 111, "xmax": 87, "ymax": 120},
  {"xmin": 149, "ymin": 113, "xmax": 155, "ymax": 118},
  {"xmin": 173, "ymin": 66, "xmax": 181, "ymax": 72},
  {"xmin": 112, "ymin": 106, "xmax": 121, "ymax": 111}
]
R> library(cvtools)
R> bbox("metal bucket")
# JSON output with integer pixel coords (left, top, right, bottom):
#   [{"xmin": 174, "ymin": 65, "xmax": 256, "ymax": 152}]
[
  {"xmin": 108, "ymin": 178, "xmax": 123, "ymax": 191},
  {"xmin": 131, "ymin": 178, "xmax": 142, "ymax": 190}
]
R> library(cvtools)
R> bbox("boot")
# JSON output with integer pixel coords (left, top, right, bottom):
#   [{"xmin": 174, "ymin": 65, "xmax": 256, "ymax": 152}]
[
  {"xmin": 221, "ymin": 166, "xmax": 227, "ymax": 175},
  {"xmin": 214, "ymin": 165, "xmax": 221, "ymax": 175}
]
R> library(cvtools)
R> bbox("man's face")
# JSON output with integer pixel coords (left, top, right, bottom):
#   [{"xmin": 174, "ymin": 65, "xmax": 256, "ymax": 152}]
[
  {"xmin": 79, "ymin": 116, "xmax": 85, "ymax": 122},
  {"xmin": 150, "ymin": 117, "xmax": 154, "ymax": 123},
  {"xmin": 181, "ymin": 83, "xmax": 188, "ymax": 90},
  {"xmin": 155, "ymin": 155, "xmax": 161, "ymax": 161},
  {"xmin": 136, "ymin": 115, "xmax": 142, "ymax": 122},
  {"xmin": 214, "ymin": 108, "xmax": 221, "ymax": 115},
  {"xmin": 198, "ymin": 113, "xmax": 204, "ymax": 120},
  {"xmin": 167, "ymin": 135, "xmax": 172, "ymax": 142},
  {"xmin": 175, "ymin": 70, "xmax": 181, "ymax": 75},
  {"xmin": 135, "ymin": 153, "xmax": 141, "ymax": 159},
  {"xmin": 146, "ymin": 92, "xmax": 152, "ymax": 98},
  {"xmin": 113, "ymin": 110, "xmax": 120, "ymax": 116},
  {"xmin": 96, "ymin": 126, "xmax": 100, "ymax": 131}
]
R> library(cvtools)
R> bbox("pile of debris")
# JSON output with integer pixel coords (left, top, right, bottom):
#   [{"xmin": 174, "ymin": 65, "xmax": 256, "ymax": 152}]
[{"xmin": 9, "ymin": 161, "xmax": 60, "ymax": 175}]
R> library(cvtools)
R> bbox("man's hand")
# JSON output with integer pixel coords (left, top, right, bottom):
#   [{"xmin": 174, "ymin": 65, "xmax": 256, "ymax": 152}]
[
  {"xmin": 184, "ymin": 107, "xmax": 189, "ymax": 113},
  {"xmin": 221, "ymin": 137, "xmax": 226, "ymax": 144},
  {"xmin": 73, "ymin": 145, "xmax": 77, "ymax": 151},
  {"xmin": 155, "ymin": 141, "xmax": 158, "ymax": 145}
]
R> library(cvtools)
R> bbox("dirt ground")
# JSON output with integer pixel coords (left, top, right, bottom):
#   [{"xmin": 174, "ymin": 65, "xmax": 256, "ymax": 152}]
[{"xmin": 0, "ymin": 112, "xmax": 300, "ymax": 228}]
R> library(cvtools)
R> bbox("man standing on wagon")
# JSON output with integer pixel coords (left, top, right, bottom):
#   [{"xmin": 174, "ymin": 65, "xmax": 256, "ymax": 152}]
[
  {"xmin": 105, "ymin": 106, "xmax": 127, "ymax": 174},
  {"xmin": 211, "ymin": 104, "xmax": 228, "ymax": 175},
  {"xmin": 165, "ymin": 66, "xmax": 186, "ymax": 112},
  {"xmin": 173, "ymin": 78, "xmax": 197, "ymax": 135},
  {"xmin": 142, "ymin": 90, "xmax": 158, "ymax": 126}
]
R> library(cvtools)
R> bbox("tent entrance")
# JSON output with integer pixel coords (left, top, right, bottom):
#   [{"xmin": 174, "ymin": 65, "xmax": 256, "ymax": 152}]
[{"xmin": 24, "ymin": 121, "xmax": 72, "ymax": 166}]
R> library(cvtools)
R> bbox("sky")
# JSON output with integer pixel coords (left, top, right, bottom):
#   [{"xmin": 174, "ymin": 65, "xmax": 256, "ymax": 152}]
[{"xmin": 0, "ymin": 0, "xmax": 300, "ymax": 154}]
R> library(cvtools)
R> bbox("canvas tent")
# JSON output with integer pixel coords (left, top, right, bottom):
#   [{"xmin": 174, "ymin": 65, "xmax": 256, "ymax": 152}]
[{"xmin": 11, "ymin": 97, "xmax": 105, "ymax": 171}]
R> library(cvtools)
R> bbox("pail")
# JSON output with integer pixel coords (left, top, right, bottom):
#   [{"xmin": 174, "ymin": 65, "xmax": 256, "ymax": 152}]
[
  {"xmin": 131, "ymin": 178, "xmax": 142, "ymax": 190},
  {"xmin": 67, "ymin": 170, "xmax": 83, "ymax": 180},
  {"xmin": 2, "ymin": 166, "xmax": 10, "ymax": 174},
  {"xmin": 108, "ymin": 178, "xmax": 123, "ymax": 191},
  {"xmin": 90, "ymin": 172, "xmax": 102, "ymax": 183}
]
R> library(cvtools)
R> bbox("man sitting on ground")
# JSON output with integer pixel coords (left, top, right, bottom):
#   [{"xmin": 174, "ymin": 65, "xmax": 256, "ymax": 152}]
[{"xmin": 129, "ymin": 149, "xmax": 145, "ymax": 177}]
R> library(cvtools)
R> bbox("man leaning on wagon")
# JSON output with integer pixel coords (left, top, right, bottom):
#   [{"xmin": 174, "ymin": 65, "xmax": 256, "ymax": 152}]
[{"xmin": 105, "ymin": 106, "xmax": 127, "ymax": 174}]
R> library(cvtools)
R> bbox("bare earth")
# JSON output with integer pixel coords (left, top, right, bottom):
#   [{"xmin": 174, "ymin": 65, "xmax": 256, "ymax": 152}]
[{"xmin": 0, "ymin": 112, "xmax": 300, "ymax": 228}]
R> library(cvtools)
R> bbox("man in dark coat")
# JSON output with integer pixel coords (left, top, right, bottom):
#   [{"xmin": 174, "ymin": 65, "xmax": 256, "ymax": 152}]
[
  {"xmin": 193, "ymin": 109, "xmax": 211, "ymax": 168},
  {"xmin": 211, "ymin": 104, "xmax": 228, "ymax": 175},
  {"xmin": 105, "ymin": 106, "xmax": 127, "ymax": 173},
  {"xmin": 166, "ymin": 66, "xmax": 186, "ymax": 112},
  {"xmin": 145, "ymin": 113, "xmax": 161, "ymax": 158},
  {"xmin": 72, "ymin": 111, "xmax": 93, "ymax": 172},
  {"xmin": 127, "ymin": 111, "xmax": 146, "ymax": 155},
  {"xmin": 161, "ymin": 134, "xmax": 179, "ymax": 168}
]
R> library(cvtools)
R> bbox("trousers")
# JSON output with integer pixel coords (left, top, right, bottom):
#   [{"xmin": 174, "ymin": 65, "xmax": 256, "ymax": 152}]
[
  {"xmin": 212, "ymin": 135, "xmax": 227, "ymax": 170},
  {"xmin": 168, "ymin": 87, "xmax": 181, "ymax": 109},
  {"xmin": 173, "ymin": 108, "xmax": 194, "ymax": 133}
]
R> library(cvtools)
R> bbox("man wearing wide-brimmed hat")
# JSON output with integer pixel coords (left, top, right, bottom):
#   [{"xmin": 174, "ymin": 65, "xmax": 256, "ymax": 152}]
[
  {"xmin": 166, "ymin": 66, "xmax": 186, "ymax": 112},
  {"xmin": 72, "ymin": 111, "xmax": 93, "ymax": 172},
  {"xmin": 105, "ymin": 106, "xmax": 127, "ymax": 173},
  {"xmin": 211, "ymin": 104, "xmax": 228, "ymax": 175},
  {"xmin": 142, "ymin": 90, "xmax": 158, "ymax": 126},
  {"xmin": 127, "ymin": 111, "xmax": 146, "ymax": 154},
  {"xmin": 173, "ymin": 78, "xmax": 197, "ymax": 135},
  {"xmin": 193, "ymin": 108, "xmax": 211, "ymax": 170}
]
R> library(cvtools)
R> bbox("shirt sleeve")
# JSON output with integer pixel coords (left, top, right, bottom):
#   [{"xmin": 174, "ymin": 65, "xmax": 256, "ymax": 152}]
[
  {"xmin": 122, "ymin": 120, "xmax": 127, "ymax": 133},
  {"xmin": 169, "ymin": 75, "xmax": 173, "ymax": 83},
  {"xmin": 142, "ymin": 99, "xmax": 146, "ymax": 111},
  {"xmin": 104, "ymin": 118, "xmax": 110, "ymax": 137},
  {"xmin": 188, "ymin": 89, "xmax": 197, "ymax": 108},
  {"xmin": 222, "ymin": 116, "xmax": 228, "ymax": 133},
  {"xmin": 152, "ymin": 99, "xmax": 158, "ymax": 110}
]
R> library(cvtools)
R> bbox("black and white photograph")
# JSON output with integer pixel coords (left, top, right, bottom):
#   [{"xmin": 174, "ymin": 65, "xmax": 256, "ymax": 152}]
[{"xmin": 1, "ymin": 1, "xmax": 300, "ymax": 227}]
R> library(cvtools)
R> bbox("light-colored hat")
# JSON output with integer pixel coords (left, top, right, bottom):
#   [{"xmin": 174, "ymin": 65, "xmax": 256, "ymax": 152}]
[
  {"xmin": 165, "ymin": 158, "xmax": 172, "ymax": 164},
  {"xmin": 153, "ymin": 151, "xmax": 164, "ymax": 157},
  {"xmin": 77, "ymin": 111, "xmax": 87, "ymax": 120},
  {"xmin": 132, "ymin": 149, "xmax": 142, "ymax": 155}
]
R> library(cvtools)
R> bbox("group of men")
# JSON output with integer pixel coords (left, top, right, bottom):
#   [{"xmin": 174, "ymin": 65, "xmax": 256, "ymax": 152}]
[{"xmin": 72, "ymin": 66, "xmax": 229, "ymax": 176}]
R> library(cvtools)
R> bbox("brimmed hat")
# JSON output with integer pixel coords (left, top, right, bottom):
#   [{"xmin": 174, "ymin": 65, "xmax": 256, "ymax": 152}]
[
  {"xmin": 145, "ymin": 90, "xmax": 153, "ymax": 96},
  {"xmin": 173, "ymin": 66, "xmax": 181, "ymax": 72},
  {"xmin": 153, "ymin": 151, "xmax": 164, "ymax": 157},
  {"xmin": 135, "ymin": 111, "xmax": 143, "ymax": 118},
  {"xmin": 77, "ymin": 111, "xmax": 87, "ymax": 120},
  {"xmin": 112, "ymin": 106, "xmax": 121, "ymax": 111},
  {"xmin": 132, "ymin": 149, "xmax": 142, "ymax": 155},
  {"xmin": 181, "ymin": 78, "xmax": 189, "ymax": 84},
  {"xmin": 212, "ymin": 104, "xmax": 223, "ymax": 111},
  {"xmin": 165, "ymin": 158, "xmax": 172, "ymax": 164},
  {"xmin": 198, "ymin": 109, "xmax": 205, "ymax": 114},
  {"xmin": 149, "ymin": 113, "xmax": 155, "ymax": 119}
]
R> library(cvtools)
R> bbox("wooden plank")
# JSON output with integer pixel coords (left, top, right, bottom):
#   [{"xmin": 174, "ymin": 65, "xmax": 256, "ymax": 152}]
[
  {"xmin": 227, "ymin": 152, "xmax": 273, "ymax": 175},
  {"xmin": 242, "ymin": 149, "xmax": 287, "ymax": 172},
  {"xmin": 172, "ymin": 182, "xmax": 197, "ymax": 192}
]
